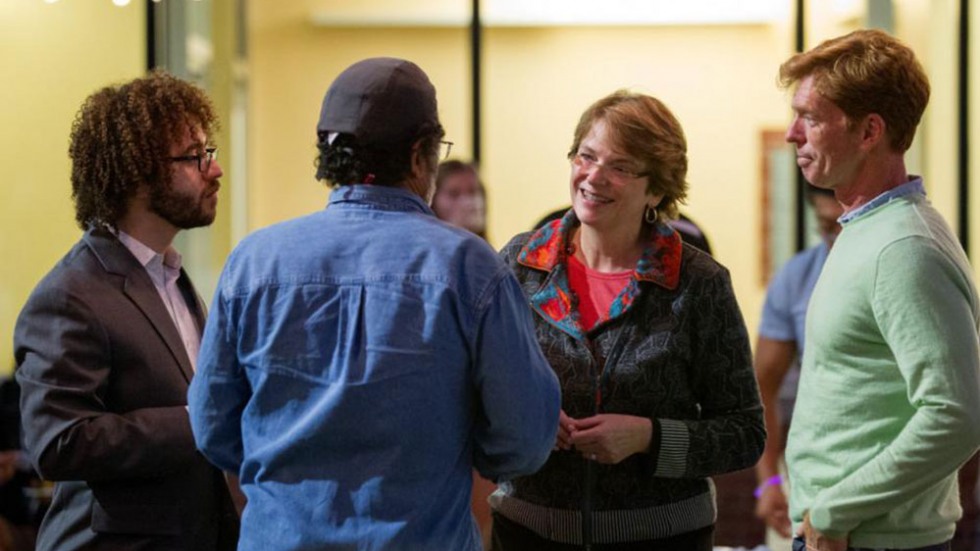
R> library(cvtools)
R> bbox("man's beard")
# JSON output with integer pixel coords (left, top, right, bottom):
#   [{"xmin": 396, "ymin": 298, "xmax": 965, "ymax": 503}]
[{"xmin": 149, "ymin": 182, "xmax": 217, "ymax": 229}]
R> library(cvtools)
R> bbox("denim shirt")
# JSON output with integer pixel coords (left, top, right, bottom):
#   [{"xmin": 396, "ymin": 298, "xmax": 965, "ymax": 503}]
[{"xmin": 189, "ymin": 184, "xmax": 560, "ymax": 551}]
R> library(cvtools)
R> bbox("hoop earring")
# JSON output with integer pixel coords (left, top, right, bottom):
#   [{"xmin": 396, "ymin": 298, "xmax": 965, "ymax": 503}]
[{"xmin": 644, "ymin": 205, "xmax": 658, "ymax": 224}]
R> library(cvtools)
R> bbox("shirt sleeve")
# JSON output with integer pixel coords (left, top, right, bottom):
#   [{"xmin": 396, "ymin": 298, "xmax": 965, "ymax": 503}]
[
  {"xmin": 470, "ymin": 267, "xmax": 561, "ymax": 483},
  {"xmin": 188, "ymin": 270, "xmax": 250, "ymax": 475},
  {"xmin": 759, "ymin": 258, "xmax": 797, "ymax": 342},
  {"xmin": 654, "ymin": 267, "xmax": 767, "ymax": 478},
  {"xmin": 808, "ymin": 236, "xmax": 980, "ymax": 536}
]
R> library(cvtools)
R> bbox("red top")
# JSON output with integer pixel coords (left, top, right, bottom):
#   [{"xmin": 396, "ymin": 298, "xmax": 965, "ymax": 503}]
[{"xmin": 567, "ymin": 254, "xmax": 633, "ymax": 331}]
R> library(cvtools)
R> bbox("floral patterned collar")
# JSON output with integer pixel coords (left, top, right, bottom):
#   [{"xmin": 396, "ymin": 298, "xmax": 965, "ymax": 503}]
[{"xmin": 516, "ymin": 209, "xmax": 682, "ymax": 338}]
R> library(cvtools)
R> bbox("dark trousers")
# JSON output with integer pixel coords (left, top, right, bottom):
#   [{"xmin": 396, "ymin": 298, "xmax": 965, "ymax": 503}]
[
  {"xmin": 490, "ymin": 512, "xmax": 713, "ymax": 551},
  {"xmin": 792, "ymin": 536, "xmax": 951, "ymax": 551}
]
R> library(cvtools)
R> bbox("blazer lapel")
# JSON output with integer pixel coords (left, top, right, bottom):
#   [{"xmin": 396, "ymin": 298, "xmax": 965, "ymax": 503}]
[{"xmin": 84, "ymin": 229, "xmax": 196, "ymax": 384}]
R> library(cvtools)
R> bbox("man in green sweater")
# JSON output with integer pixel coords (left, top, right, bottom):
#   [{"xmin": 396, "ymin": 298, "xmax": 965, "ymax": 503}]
[{"xmin": 780, "ymin": 29, "xmax": 980, "ymax": 551}]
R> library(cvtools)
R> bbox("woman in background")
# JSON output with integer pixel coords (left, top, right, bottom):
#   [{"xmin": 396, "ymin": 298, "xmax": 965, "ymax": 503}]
[
  {"xmin": 490, "ymin": 90, "xmax": 765, "ymax": 550},
  {"xmin": 432, "ymin": 160, "xmax": 495, "ymax": 546},
  {"xmin": 432, "ymin": 160, "xmax": 487, "ymax": 239}
]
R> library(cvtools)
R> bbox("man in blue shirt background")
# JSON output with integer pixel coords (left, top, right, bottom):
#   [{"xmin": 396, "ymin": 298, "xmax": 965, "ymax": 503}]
[
  {"xmin": 754, "ymin": 184, "xmax": 842, "ymax": 549},
  {"xmin": 188, "ymin": 57, "xmax": 561, "ymax": 551}
]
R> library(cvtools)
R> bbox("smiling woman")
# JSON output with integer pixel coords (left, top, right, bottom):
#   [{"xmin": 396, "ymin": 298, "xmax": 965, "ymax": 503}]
[{"xmin": 489, "ymin": 90, "xmax": 766, "ymax": 551}]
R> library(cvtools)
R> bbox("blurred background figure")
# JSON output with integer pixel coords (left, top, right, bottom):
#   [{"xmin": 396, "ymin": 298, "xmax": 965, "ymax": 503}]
[
  {"xmin": 0, "ymin": 375, "xmax": 45, "ymax": 551},
  {"xmin": 666, "ymin": 212, "xmax": 713, "ymax": 255},
  {"xmin": 432, "ymin": 161, "xmax": 498, "ymax": 548},
  {"xmin": 753, "ymin": 184, "xmax": 843, "ymax": 551},
  {"xmin": 433, "ymin": 160, "xmax": 488, "ymax": 239}
]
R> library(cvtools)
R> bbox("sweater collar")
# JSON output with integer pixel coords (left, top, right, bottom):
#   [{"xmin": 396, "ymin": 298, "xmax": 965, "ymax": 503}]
[{"xmin": 517, "ymin": 209, "xmax": 682, "ymax": 288}]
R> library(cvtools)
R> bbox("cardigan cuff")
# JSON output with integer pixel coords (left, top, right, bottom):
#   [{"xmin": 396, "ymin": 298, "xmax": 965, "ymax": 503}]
[{"xmin": 653, "ymin": 418, "xmax": 688, "ymax": 477}]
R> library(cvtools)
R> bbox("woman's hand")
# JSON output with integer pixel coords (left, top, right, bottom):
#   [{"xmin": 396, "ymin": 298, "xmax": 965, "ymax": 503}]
[
  {"xmin": 568, "ymin": 414, "xmax": 653, "ymax": 464},
  {"xmin": 555, "ymin": 410, "xmax": 576, "ymax": 451}
]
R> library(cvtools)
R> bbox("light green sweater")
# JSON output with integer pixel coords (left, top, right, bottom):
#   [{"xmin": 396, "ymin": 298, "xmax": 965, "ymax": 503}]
[{"xmin": 787, "ymin": 191, "xmax": 980, "ymax": 548}]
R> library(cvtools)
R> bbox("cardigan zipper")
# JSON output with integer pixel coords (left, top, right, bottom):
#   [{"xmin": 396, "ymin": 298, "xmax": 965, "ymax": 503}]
[
  {"xmin": 580, "ymin": 320, "xmax": 632, "ymax": 549},
  {"xmin": 582, "ymin": 337, "xmax": 604, "ymax": 551}
]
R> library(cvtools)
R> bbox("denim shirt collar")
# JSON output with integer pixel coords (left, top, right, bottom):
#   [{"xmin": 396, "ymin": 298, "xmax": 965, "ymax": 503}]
[
  {"xmin": 839, "ymin": 177, "xmax": 925, "ymax": 225},
  {"xmin": 328, "ymin": 183, "xmax": 435, "ymax": 216},
  {"xmin": 516, "ymin": 209, "xmax": 682, "ymax": 338}
]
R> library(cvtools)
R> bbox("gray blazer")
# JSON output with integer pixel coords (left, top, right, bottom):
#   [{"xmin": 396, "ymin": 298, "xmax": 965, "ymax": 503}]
[{"xmin": 14, "ymin": 228, "xmax": 238, "ymax": 551}]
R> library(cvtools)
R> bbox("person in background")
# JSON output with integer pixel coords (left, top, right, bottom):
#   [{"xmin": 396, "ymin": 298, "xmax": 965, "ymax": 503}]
[
  {"xmin": 753, "ymin": 184, "xmax": 843, "ymax": 549},
  {"xmin": 188, "ymin": 57, "xmax": 560, "ymax": 551},
  {"xmin": 781, "ymin": 29, "xmax": 980, "ymax": 551},
  {"xmin": 433, "ymin": 160, "xmax": 488, "ymax": 240},
  {"xmin": 13, "ymin": 71, "xmax": 239, "ymax": 551},
  {"xmin": 491, "ymin": 89, "xmax": 765, "ymax": 550},
  {"xmin": 665, "ymin": 213, "xmax": 713, "ymax": 255},
  {"xmin": 431, "ymin": 160, "xmax": 496, "ymax": 547},
  {"xmin": 0, "ymin": 376, "xmax": 42, "ymax": 551}
]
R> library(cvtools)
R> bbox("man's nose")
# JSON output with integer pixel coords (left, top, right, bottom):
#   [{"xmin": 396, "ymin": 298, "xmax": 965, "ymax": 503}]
[
  {"xmin": 785, "ymin": 117, "xmax": 804, "ymax": 144},
  {"xmin": 208, "ymin": 160, "xmax": 224, "ymax": 179}
]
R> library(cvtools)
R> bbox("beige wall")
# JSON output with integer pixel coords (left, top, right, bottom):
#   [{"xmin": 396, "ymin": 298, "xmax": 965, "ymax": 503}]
[
  {"xmin": 3, "ymin": 0, "xmax": 974, "ymax": 371},
  {"xmin": 248, "ymin": 0, "xmax": 471, "ymax": 228},
  {"xmin": 972, "ymin": 0, "xmax": 980, "ymax": 261},
  {"xmin": 894, "ymin": 0, "xmax": 959, "ymax": 229},
  {"xmin": 482, "ymin": 25, "xmax": 791, "ymax": 330},
  {"xmin": 174, "ymin": 0, "xmax": 242, "ymax": 304},
  {"xmin": 0, "ymin": 0, "xmax": 145, "ymax": 372},
  {"xmin": 249, "ymin": 2, "xmax": 793, "ymax": 337}
]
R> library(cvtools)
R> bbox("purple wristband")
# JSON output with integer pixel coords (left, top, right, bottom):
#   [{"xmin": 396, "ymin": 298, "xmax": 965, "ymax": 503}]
[{"xmin": 753, "ymin": 474, "xmax": 782, "ymax": 498}]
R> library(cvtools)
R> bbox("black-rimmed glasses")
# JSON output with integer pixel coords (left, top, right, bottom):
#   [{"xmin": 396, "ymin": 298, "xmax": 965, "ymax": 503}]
[{"xmin": 168, "ymin": 147, "xmax": 218, "ymax": 173}]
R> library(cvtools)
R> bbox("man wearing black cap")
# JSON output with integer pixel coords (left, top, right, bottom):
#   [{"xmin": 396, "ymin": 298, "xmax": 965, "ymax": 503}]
[{"xmin": 187, "ymin": 57, "xmax": 561, "ymax": 550}]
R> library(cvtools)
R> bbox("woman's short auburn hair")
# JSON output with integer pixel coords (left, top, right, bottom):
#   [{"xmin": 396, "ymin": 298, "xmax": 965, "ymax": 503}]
[
  {"xmin": 779, "ymin": 29, "xmax": 930, "ymax": 153},
  {"xmin": 567, "ymin": 90, "xmax": 688, "ymax": 220}
]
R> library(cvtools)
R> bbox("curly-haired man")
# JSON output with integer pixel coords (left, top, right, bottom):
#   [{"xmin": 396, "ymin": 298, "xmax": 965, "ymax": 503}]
[{"xmin": 14, "ymin": 71, "xmax": 239, "ymax": 551}]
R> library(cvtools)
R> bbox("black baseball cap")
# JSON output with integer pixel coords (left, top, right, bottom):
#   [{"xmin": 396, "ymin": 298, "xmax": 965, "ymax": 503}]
[{"xmin": 317, "ymin": 57, "xmax": 439, "ymax": 146}]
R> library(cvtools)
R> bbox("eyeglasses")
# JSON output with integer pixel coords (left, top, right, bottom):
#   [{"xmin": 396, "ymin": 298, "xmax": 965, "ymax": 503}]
[
  {"xmin": 168, "ymin": 147, "xmax": 217, "ymax": 173},
  {"xmin": 571, "ymin": 152, "xmax": 648, "ymax": 184},
  {"xmin": 439, "ymin": 140, "xmax": 454, "ymax": 161}
]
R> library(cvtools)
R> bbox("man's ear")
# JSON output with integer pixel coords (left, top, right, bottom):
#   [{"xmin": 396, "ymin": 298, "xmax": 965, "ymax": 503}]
[
  {"xmin": 409, "ymin": 141, "xmax": 426, "ymax": 178},
  {"xmin": 860, "ymin": 113, "xmax": 887, "ymax": 149}
]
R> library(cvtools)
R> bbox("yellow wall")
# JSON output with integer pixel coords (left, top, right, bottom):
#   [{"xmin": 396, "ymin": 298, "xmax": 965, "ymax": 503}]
[
  {"xmin": 248, "ymin": 0, "xmax": 471, "ymax": 228},
  {"xmin": 972, "ymin": 0, "xmax": 980, "ymax": 262},
  {"xmin": 0, "ymin": 0, "xmax": 145, "ymax": 372},
  {"xmin": 174, "ymin": 0, "xmax": 242, "ymax": 304},
  {"xmin": 894, "ymin": 0, "xmax": 959, "ymax": 229},
  {"xmin": 5, "ymin": 0, "xmax": 973, "ymax": 371},
  {"xmin": 483, "ymin": 25, "xmax": 791, "ymax": 330},
  {"xmin": 249, "ymin": 1, "xmax": 793, "ymax": 338}
]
